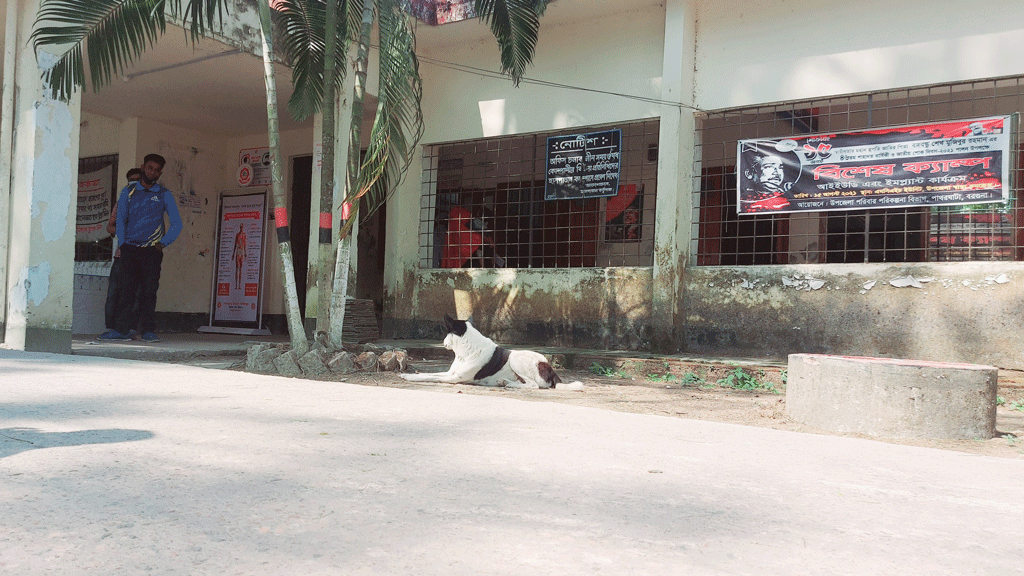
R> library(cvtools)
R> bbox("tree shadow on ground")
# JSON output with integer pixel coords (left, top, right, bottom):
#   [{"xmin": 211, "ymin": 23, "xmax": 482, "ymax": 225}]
[{"xmin": 0, "ymin": 427, "xmax": 154, "ymax": 459}]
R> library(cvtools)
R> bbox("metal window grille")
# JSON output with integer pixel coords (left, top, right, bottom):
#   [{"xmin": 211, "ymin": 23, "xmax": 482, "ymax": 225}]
[
  {"xmin": 77, "ymin": 154, "xmax": 119, "ymax": 262},
  {"xmin": 418, "ymin": 119, "xmax": 659, "ymax": 269},
  {"xmin": 693, "ymin": 76, "xmax": 1024, "ymax": 265}
]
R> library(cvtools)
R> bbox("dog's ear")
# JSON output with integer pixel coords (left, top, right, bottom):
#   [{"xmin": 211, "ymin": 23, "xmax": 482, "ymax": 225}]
[{"xmin": 444, "ymin": 314, "xmax": 468, "ymax": 337}]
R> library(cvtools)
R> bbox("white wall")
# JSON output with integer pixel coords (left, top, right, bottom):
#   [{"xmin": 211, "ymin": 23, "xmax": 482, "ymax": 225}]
[
  {"xmin": 127, "ymin": 118, "xmax": 228, "ymax": 314},
  {"xmin": 695, "ymin": 0, "xmax": 1024, "ymax": 109},
  {"xmin": 417, "ymin": 5, "xmax": 666, "ymax": 142},
  {"xmin": 78, "ymin": 112, "xmax": 121, "ymax": 157}
]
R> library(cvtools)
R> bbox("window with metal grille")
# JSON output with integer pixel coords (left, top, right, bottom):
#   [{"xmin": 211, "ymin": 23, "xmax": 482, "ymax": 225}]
[
  {"xmin": 77, "ymin": 154, "xmax": 119, "ymax": 262},
  {"xmin": 418, "ymin": 119, "xmax": 659, "ymax": 269},
  {"xmin": 693, "ymin": 76, "xmax": 1024, "ymax": 265}
]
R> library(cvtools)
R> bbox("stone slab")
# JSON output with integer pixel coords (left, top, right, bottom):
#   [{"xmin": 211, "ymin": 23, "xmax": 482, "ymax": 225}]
[{"xmin": 786, "ymin": 353, "xmax": 997, "ymax": 440}]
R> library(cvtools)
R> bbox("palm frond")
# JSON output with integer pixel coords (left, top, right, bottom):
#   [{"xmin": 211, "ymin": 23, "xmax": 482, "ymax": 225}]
[
  {"xmin": 473, "ymin": 0, "xmax": 547, "ymax": 85},
  {"xmin": 279, "ymin": 0, "xmax": 358, "ymax": 120},
  {"xmin": 32, "ymin": 0, "xmax": 168, "ymax": 100},
  {"xmin": 31, "ymin": 0, "xmax": 231, "ymax": 101},
  {"xmin": 167, "ymin": 0, "xmax": 226, "ymax": 41},
  {"xmin": 278, "ymin": 0, "xmax": 325, "ymax": 119},
  {"xmin": 344, "ymin": 0, "xmax": 422, "ymax": 227}
]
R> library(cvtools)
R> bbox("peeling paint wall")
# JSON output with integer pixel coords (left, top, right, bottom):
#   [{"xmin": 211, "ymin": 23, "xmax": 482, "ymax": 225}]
[
  {"xmin": 685, "ymin": 263, "xmax": 1024, "ymax": 368},
  {"xmin": 3, "ymin": 0, "xmax": 79, "ymax": 352},
  {"xmin": 385, "ymin": 268, "xmax": 653, "ymax": 349}
]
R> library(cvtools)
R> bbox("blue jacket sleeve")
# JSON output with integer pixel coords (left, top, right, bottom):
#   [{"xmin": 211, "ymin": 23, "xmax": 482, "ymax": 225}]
[
  {"xmin": 161, "ymin": 189, "xmax": 183, "ymax": 246},
  {"xmin": 114, "ymin": 186, "xmax": 131, "ymax": 248}
]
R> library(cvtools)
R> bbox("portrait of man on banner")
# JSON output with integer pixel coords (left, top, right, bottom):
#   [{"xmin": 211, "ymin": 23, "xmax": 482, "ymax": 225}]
[{"xmin": 738, "ymin": 144, "xmax": 799, "ymax": 213}]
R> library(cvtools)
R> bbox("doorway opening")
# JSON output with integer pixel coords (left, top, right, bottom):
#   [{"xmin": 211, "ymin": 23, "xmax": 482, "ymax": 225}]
[{"xmin": 291, "ymin": 155, "xmax": 313, "ymax": 321}]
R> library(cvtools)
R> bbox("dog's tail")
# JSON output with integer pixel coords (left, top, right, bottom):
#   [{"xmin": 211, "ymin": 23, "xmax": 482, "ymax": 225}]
[{"xmin": 537, "ymin": 362, "xmax": 562, "ymax": 389}]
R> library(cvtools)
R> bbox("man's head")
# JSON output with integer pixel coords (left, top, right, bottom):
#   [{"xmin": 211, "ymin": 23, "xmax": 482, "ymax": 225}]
[
  {"xmin": 747, "ymin": 152, "xmax": 786, "ymax": 193},
  {"xmin": 140, "ymin": 153, "xmax": 166, "ymax": 186},
  {"xmin": 126, "ymin": 168, "xmax": 142, "ymax": 182}
]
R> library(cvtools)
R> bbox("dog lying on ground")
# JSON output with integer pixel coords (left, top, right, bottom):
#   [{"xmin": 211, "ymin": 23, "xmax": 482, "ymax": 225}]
[{"xmin": 400, "ymin": 315, "xmax": 582, "ymax": 390}]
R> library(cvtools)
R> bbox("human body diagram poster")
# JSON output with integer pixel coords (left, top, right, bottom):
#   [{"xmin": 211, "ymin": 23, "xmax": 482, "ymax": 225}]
[
  {"xmin": 736, "ymin": 116, "xmax": 1014, "ymax": 215},
  {"xmin": 213, "ymin": 193, "xmax": 267, "ymax": 323}
]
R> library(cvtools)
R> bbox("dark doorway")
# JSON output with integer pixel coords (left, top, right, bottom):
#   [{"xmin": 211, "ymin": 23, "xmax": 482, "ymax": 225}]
[
  {"xmin": 356, "ymin": 196, "xmax": 387, "ymax": 329},
  {"xmin": 291, "ymin": 155, "xmax": 313, "ymax": 318}
]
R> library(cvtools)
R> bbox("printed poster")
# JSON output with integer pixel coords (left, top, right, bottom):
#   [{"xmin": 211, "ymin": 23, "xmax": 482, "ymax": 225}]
[
  {"xmin": 238, "ymin": 147, "xmax": 272, "ymax": 187},
  {"xmin": 736, "ymin": 116, "xmax": 1013, "ymax": 215},
  {"xmin": 77, "ymin": 165, "xmax": 113, "ymax": 242},
  {"xmin": 213, "ymin": 193, "xmax": 266, "ymax": 323}
]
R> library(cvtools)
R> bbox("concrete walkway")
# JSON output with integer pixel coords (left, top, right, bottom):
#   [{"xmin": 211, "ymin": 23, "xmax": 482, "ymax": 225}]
[{"xmin": 2, "ymin": 349, "xmax": 1022, "ymax": 575}]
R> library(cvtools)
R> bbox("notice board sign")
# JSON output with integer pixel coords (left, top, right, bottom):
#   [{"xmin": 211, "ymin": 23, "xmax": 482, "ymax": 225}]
[
  {"xmin": 77, "ymin": 165, "xmax": 113, "ymax": 242},
  {"xmin": 545, "ymin": 129, "xmax": 621, "ymax": 200},
  {"xmin": 736, "ymin": 116, "xmax": 1013, "ymax": 215}
]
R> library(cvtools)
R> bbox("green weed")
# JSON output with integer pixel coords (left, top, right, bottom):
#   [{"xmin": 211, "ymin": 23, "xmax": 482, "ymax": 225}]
[
  {"xmin": 589, "ymin": 362, "xmax": 629, "ymax": 378},
  {"xmin": 717, "ymin": 367, "xmax": 777, "ymax": 393},
  {"xmin": 681, "ymin": 372, "xmax": 704, "ymax": 386}
]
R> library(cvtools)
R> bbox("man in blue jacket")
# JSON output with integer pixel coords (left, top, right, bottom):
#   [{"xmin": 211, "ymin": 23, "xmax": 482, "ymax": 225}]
[{"xmin": 99, "ymin": 153, "xmax": 182, "ymax": 342}]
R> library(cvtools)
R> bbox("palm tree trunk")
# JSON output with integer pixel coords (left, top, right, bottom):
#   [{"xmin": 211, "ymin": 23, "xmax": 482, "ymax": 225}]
[
  {"xmin": 327, "ymin": 0, "xmax": 373, "ymax": 348},
  {"xmin": 258, "ymin": 0, "xmax": 309, "ymax": 355},
  {"xmin": 314, "ymin": 0, "xmax": 339, "ymax": 338}
]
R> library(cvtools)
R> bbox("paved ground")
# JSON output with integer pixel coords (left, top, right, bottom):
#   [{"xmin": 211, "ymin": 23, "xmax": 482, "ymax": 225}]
[{"xmin": 2, "ymin": 348, "xmax": 1023, "ymax": 575}]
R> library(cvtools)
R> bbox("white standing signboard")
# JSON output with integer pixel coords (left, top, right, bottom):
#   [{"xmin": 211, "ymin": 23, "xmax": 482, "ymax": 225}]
[{"xmin": 199, "ymin": 191, "xmax": 271, "ymax": 335}]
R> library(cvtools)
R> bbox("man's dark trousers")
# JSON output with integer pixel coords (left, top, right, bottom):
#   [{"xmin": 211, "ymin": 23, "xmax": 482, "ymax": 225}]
[{"xmin": 114, "ymin": 243, "xmax": 163, "ymax": 335}]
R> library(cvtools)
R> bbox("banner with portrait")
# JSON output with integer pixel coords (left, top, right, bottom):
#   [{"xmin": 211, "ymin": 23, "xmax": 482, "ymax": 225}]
[{"xmin": 736, "ymin": 116, "xmax": 1013, "ymax": 215}]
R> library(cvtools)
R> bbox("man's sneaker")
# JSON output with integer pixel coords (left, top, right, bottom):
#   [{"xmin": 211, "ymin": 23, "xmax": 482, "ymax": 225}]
[
  {"xmin": 141, "ymin": 332, "xmax": 160, "ymax": 342},
  {"xmin": 98, "ymin": 329, "xmax": 131, "ymax": 341}
]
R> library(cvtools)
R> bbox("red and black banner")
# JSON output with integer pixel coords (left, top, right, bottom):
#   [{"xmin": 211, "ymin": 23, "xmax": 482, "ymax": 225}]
[{"xmin": 736, "ymin": 116, "xmax": 1013, "ymax": 215}]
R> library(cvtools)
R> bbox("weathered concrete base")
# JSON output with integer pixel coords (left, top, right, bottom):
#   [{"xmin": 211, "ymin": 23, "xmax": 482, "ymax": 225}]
[
  {"xmin": 22, "ymin": 327, "xmax": 72, "ymax": 355},
  {"xmin": 786, "ymin": 354, "xmax": 997, "ymax": 440}
]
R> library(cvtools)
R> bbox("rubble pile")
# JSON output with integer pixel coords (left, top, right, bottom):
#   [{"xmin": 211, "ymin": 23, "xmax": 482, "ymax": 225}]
[{"xmin": 245, "ymin": 341, "xmax": 409, "ymax": 378}]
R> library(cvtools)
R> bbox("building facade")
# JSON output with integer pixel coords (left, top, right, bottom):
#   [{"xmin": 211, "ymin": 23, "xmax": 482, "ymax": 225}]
[{"xmin": 3, "ymin": 0, "xmax": 1024, "ymax": 368}]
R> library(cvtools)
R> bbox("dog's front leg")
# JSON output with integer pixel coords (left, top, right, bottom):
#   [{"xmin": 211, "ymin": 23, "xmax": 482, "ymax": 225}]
[{"xmin": 400, "ymin": 360, "xmax": 470, "ymax": 383}]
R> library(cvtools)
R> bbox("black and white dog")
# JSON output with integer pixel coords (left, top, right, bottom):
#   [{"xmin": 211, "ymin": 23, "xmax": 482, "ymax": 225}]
[{"xmin": 401, "ymin": 314, "xmax": 570, "ymax": 389}]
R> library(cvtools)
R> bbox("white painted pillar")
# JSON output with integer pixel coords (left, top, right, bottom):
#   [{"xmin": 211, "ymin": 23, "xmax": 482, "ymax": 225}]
[
  {"xmin": 651, "ymin": 0, "xmax": 697, "ymax": 352},
  {"xmin": 4, "ymin": 0, "xmax": 81, "ymax": 353},
  {"xmin": 0, "ymin": 0, "xmax": 19, "ymax": 335}
]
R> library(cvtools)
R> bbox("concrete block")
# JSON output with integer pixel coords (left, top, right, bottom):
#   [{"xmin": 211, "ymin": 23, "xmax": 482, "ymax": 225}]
[
  {"xmin": 786, "ymin": 354, "xmax": 997, "ymax": 440},
  {"xmin": 328, "ymin": 351, "xmax": 356, "ymax": 374},
  {"xmin": 246, "ymin": 343, "xmax": 273, "ymax": 371},
  {"xmin": 354, "ymin": 351, "xmax": 378, "ymax": 371},
  {"xmin": 251, "ymin": 347, "xmax": 283, "ymax": 373},
  {"xmin": 298, "ymin": 349, "xmax": 330, "ymax": 378},
  {"xmin": 378, "ymin": 349, "xmax": 409, "ymax": 372},
  {"xmin": 274, "ymin": 350, "xmax": 303, "ymax": 377}
]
